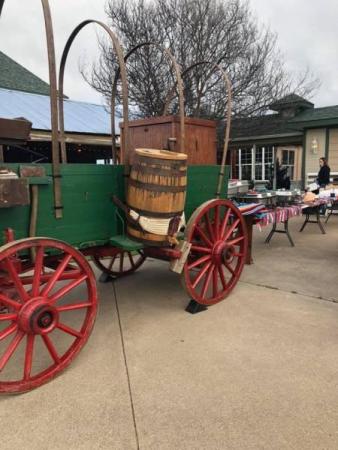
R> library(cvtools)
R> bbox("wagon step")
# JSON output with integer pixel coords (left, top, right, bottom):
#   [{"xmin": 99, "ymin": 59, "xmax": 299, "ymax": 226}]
[{"xmin": 109, "ymin": 234, "xmax": 145, "ymax": 252}]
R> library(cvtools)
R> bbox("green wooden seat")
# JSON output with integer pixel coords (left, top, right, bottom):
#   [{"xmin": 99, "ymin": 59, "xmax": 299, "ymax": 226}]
[{"xmin": 109, "ymin": 234, "xmax": 144, "ymax": 251}]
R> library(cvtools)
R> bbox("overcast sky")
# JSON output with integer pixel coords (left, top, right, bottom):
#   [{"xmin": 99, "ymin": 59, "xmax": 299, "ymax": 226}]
[{"xmin": 0, "ymin": 0, "xmax": 337, "ymax": 108}]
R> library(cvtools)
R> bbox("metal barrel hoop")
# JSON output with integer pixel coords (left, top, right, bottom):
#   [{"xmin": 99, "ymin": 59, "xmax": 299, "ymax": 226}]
[
  {"xmin": 111, "ymin": 41, "xmax": 185, "ymax": 164},
  {"xmin": 0, "ymin": 0, "xmax": 63, "ymax": 218},
  {"xmin": 58, "ymin": 20, "xmax": 129, "ymax": 165},
  {"xmin": 163, "ymin": 61, "xmax": 233, "ymax": 198}
]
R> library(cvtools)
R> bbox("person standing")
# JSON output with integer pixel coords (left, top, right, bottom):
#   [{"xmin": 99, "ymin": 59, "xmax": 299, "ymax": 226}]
[
  {"xmin": 315, "ymin": 157, "xmax": 331, "ymax": 215},
  {"xmin": 317, "ymin": 157, "xmax": 331, "ymax": 188}
]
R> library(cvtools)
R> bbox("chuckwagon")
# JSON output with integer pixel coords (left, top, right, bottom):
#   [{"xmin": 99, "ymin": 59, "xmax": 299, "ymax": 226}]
[{"xmin": 0, "ymin": 0, "xmax": 248, "ymax": 393}]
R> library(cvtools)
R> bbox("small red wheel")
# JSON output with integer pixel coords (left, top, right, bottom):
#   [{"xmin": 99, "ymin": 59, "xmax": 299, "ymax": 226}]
[
  {"xmin": 0, "ymin": 238, "xmax": 97, "ymax": 394},
  {"xmin": 182, "ymin": 199, "xmax": 248, "ymax": 306},
  {"xmin": 93, "ymin": 249, "xmax": 146, "ymax": 277}
]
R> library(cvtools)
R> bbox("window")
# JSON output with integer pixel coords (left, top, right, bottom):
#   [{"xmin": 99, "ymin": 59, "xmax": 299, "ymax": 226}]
[
  {"xmin": 255, "ymin": 147, "xmax": 263, "ymax": 180},
  {"xmin": 281, "ymin": 149, "xmax": 295, "ymax": 179},
  {"xmin": 234, "ymin": 147, "xmax": 253, "ymax": 180},
  {"xmin": 241, "ymin": 148, "xmax": 253, "ymax": 180},
  {"xmin": 233, "ymin": 146, "xmax": 274, "ymax": 181},
  {"xmin": 264, "ymin": 146, "xmax": 274, "ymax": 181},
  {"xmin": 96, "ymin": 159, "xmax": 113, "ymax": 165}
]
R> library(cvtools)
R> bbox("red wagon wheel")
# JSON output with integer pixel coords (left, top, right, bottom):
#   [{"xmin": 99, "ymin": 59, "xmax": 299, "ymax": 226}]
[
  {"xmin": 182, "ymin": 199, "xmax": 248, "ymax": 305},
  {"xmin": 93, "ymin": 249, "xmax": 146, "ymax": 277},
  {"xmin": 0, "ymin": 238, "xmax": 97, "ymax": 394}
]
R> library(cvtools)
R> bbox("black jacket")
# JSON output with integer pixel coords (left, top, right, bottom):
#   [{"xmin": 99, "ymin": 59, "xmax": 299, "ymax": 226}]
[{"xmin": 317, "ymin": 165, "xmax": 330, "ymax": 186}]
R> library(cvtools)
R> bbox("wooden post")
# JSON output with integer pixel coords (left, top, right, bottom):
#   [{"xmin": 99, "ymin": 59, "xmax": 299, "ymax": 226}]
[{"xmin": 0, "ymin": 145, "xmax": 4, "ymax": 163}]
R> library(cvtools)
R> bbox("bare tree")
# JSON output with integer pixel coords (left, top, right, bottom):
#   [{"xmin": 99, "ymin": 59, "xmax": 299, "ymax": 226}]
[{"xmin": 87, "ymin": 0, "xmax": 319, "ymax": 119}]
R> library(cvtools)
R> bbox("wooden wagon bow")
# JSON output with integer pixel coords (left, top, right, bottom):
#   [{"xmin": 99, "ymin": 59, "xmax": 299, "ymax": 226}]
[
  {"xmin": 0, "ymin": 0, "xmax": 63, "ymax": 218},
  {"xmin": 110, "ymin": 42, "xmax": 185, "ymax": 166},
  {"xmin": 58, "ymin": 20, "xmax": 129, "ymax": 166},
  {"xmin": 163, "ymin": 60, "xmax": 233, "ymax": 198}
]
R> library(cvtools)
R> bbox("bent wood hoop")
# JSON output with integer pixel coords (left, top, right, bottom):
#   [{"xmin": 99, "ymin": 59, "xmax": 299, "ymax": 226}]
[
  {"xmin": 58, "ymin": 20, "xmax": 128, "ymax": 165},
  {"xmin": 111, "ymin": 42, "xmax": 185, "ymax": 166},
  {"xmin": 163, "ymin": 61, "xmax": 233, "ymax": 198}
]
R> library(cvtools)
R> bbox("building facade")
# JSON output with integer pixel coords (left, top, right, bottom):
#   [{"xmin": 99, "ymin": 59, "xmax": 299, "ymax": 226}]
[{"xmin": 229, "ymin": 94, "xmax": 338, "ymax": 187}]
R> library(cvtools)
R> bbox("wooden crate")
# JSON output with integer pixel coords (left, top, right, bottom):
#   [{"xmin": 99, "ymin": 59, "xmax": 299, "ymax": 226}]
[
  {"xmin": 0, "ymin": 118, "xmax": 32, "ymax": 144},
  {"xmin": 120, "ymin": 115, "xmax": 217, "ymax": 165},
  {"xmin": 0, "ymin": 178, "xmax": 29, "ymax": 207}
]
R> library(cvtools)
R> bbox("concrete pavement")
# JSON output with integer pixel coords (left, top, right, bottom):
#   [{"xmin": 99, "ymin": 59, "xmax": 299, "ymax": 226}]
[{"xmin": 1, "ymin": 215, "xmax": 338, "ymax": 449}]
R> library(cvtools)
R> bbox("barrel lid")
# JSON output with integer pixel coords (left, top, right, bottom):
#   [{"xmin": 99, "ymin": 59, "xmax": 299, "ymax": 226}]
[{"xmin": 135, "ymin": 148, "xmax": 187, "ymax": 161}]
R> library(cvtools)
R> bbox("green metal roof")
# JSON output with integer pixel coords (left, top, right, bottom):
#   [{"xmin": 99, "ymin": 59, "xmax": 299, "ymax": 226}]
[
  {"xmin": 290, "ymin": 105, "xmax": 338, "ymax": 127},
  {"xmin": 231, "ymin": 114, "xmax": 303, "ymax": 141},
  {"xmin": 231, "ymin": 104, "xmax": 338, "ymax": 145},
  {"xmin": 269, "ymin": 93, "xmax": 314, "ymax": 111},
  {"xmin": 0, "ymin": 51, "xmax": 50, "ymax": 96}
]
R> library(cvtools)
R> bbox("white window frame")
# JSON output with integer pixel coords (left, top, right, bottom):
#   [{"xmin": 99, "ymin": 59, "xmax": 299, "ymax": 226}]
[
  {"xmin": 281, "ymin": 149, "xmax": 295, "ymax": 180},
  {"xmin": 235, "ymin": 146, "xmax": 274, "ymax": 181}
]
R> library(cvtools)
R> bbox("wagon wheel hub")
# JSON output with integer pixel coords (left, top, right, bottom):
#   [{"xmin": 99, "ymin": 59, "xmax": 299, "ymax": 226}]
[
  {"xmin": 212, "ymin": 241, "xmax": 236, "ymax": 265},
  {"xmin": 18, "ymin": 298, "xmax": 59, "ymax": 335}
]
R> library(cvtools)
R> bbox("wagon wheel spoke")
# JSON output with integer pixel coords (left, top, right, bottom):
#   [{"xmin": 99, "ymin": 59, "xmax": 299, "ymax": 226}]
[
  {"xmin": 57, "ymin": 322, "xmax": 83, "ymax": 339},
  {"xmin": 218, "ymin": 265, "xmax": 227, "ymax": 289},
  {"xmin": 31, "ymin": 246, "xmax": 45, "ymax": 297},
  {"xmin": 42, "ymin": 334, "xmax": 60, "ymax": 364},
  {"xmin": 119, "ymin": 252, "xmax": 124, "ymax": 273},
  {"xmin": 204, "ymin": 212, "xmax": 216, "ymax": 242},
  {"xmin": 195, "ymin": 226, "xmax": 213, "ymax": 248},
  {"xmin": 227, "ymin": 236, "xmax": 245, "ymax": 246},
  {"xmin": 201, "ymin": 264, "xmax": 214, "ymax": 299},
  {"xmin": 224, "ymin": 263, "xmax": 235, "ymax": 276},
  {"xmin": 220, "ymin": 209, "xmax": 231, "ymax": 239},
  {"xmin": 49, "ymin": 273, "xmax": 88, "ymax": 304},
  {"xmin": 0, "ymin": 331, "xmax": 24, "ymax": 372},
  {"xmin": 23, "ymin": 334, "xmax": 35, "ymax": 380},
  {"xmin": 187, "ymin": 255, "xmax": 211, "ymax": 270},
  {"xmin": 223, "ymin": 218, "xmax": 240, "ymax": 241},
  {"xmin": 192, "ymin": 261, "xmax": 212, "ymax": 289},
  {"xmin": 0, "ymin": 323, "xmax": 18, "ymax": 341},
  {"xmin": 212, "ymin": 266, "xmax": 218, "ymax": 298},
  {"xmin": 108, "ymin": 255, "xmax": 117, "ymax": 271},
  {"xmin": 213, "ymin": 205, "xmax": 220, "ymax": 240},
  {"xmin": 0, "ymin": 314, "xmax": 17, "ymax": 322},
  {"xmin": 41, "ymin": 254, "xmax": 73, "ymax": 297},
  {"xmin": 128, "ymin": 252, "xmax": 136, "ymax": 268},
  {"xmin": 3, "ymin": 258, "xmax": 29, "ymax": 302},
  {"xmin": 57, "ymin": 302, "xmax": 92, "ymax": 312},
  {"xmin": 191, "ymin": 245, "xmax": 212, "ymax": 254},
  {"xmin": 0, "ymin": 294, "xmax": 21, "ymax": 311}
]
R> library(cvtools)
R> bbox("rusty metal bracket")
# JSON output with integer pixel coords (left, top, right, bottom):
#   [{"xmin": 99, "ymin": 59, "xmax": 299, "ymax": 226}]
[
  {"xmin": 58, "ymin": 20, "xmax": 128, "ymax": 166},
  {"xmin": 163, "ymin": 61, "xmax": 232, "ymax": 198}
]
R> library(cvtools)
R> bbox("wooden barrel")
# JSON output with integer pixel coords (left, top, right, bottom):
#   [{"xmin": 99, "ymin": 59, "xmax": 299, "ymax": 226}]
[{"xmin": 126, "ymin": 148, "xmax": 187, "ymax": 246}]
